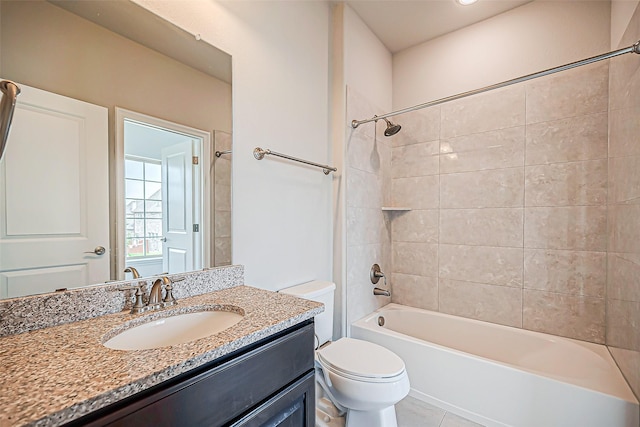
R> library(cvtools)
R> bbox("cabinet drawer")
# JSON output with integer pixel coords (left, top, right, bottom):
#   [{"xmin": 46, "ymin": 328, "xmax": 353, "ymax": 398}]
[{"xmin": 80, "ymin": 322, "xmax": 314, "ymax": 427}]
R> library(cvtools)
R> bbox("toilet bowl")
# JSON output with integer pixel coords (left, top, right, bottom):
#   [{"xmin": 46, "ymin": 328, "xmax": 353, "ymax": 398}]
[
  {"xmin": 279, "ymin": 281, "xmax": 410, "ymax": 427},
  {"xmin": 315, "ymin": 337, "xmax": 410, "ymax": 427}
]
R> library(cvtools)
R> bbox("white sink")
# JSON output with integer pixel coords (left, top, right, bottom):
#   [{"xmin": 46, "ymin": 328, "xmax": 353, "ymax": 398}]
[{"xmin": 103, "ymin": 310, "xmax": 244, "ymax": 351}]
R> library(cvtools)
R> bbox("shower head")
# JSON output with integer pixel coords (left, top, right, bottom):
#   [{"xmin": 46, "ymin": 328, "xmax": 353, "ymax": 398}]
[
  {"xmin": 373, "ymin": 115, "xmax": 401, "ymax": 137},
  {"xmin": 383, "ymin": 118, "xmax": 402, "ymax": 136}
]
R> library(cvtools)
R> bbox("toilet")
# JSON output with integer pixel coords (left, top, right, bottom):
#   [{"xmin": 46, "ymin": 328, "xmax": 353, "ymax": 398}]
[{"xmin": 280, "ymin": 281, "xmax": 410, "ymax": 427}]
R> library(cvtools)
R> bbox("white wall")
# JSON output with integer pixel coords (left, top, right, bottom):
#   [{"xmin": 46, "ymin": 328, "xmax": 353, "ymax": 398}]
[
  {"xmin": 135, "ymin": 0, "xmax": 333, "ymax": 290},
  {"xmin": 393, "ymin": 1, "xmax": 611, "ymax": 109},
  {"xmin": 344, "ymin": 5, "xmax": 393, "ymax": 113},
  {"xmin": 611, "ymin": 0, "xmax": 640, "ymax": 48}
]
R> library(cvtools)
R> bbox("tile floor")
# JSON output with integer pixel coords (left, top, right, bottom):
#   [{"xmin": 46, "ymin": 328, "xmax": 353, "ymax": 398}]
[{"xmin": 396, "ymin": 396, "xmax": 485, "ymax": 427}]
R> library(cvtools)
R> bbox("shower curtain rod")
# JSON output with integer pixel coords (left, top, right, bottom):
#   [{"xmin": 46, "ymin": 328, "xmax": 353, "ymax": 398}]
[{"xmin": 351, "ymin": 40, "xmax": 640, "ymax": 129}]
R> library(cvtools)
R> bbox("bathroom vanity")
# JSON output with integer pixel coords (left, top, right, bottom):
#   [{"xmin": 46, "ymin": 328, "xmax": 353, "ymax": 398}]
[
  {"xmin": 0, "ymin": 270, "xmax": 322, "ymax": 427},
  {"xmin": 75, "ymin": 322, "xmax": 315, "ymax": 426}
]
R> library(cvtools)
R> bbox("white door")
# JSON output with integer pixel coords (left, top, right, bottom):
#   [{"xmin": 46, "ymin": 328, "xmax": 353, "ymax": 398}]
[
  {"xmin": 161, "ymin": 141, "xmax": 194, "ymax": 274},
  {"xmin": 0, "ymin": 83, "xmax": 109, "ymax": 298}
]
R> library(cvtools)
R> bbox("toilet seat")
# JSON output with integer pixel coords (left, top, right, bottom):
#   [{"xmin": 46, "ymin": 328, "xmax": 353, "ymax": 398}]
[{"xmin": 316, "ymin": 338, "xmax": 406, "ymax": 383}]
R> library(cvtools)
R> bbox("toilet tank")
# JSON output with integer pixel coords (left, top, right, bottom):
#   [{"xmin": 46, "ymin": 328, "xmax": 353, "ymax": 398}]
[{"xmin": 280, "ymin": 281, "xmax": 335, "ymax": 347}]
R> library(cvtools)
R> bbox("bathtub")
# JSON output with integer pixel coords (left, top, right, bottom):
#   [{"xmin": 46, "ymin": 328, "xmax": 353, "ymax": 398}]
[{"xmin": 351, "ymin": 303, "xmax": 639, "ymax": 427}]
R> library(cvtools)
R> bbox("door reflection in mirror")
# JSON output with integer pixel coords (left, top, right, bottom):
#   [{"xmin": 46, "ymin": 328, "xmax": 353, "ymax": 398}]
[{"xmin": 117, "ymin": 110, "xmax": 210, "ymax": 279}]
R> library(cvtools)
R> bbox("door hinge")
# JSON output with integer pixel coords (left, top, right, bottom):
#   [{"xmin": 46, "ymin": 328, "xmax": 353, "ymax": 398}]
[
  {"xmin": 192, "ymin": 156, "xmax": 199, "ymax": 165},
  {"xmin": 193, "ymin": 224, "xmax": 199, "ymax": 232}
]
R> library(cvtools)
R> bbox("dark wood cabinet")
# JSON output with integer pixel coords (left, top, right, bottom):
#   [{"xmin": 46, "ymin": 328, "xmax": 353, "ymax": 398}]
[{"xmin": 71, "ymin": 321, "xmax": 315, "ymax": 427}]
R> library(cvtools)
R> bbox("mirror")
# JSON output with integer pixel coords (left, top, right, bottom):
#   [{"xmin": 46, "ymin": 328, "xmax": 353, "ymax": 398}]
[{"xmin": 0, "ymin": 0, "xmax": 232, "ymax": 299}]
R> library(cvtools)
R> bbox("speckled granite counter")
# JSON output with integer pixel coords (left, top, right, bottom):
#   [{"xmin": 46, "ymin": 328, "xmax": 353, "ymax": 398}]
[{"xmin": 0, "ymin": 285, "xmax": 323, "ymax": 427}]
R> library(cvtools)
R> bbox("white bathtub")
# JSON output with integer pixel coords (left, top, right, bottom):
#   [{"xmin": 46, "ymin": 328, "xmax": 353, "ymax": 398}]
[{"xmin": 351, "ymin": 303, "xmax": 639, "ymax": 427}]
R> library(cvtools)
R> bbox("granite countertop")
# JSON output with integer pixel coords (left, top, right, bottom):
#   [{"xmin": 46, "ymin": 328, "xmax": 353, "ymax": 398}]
[{"xmin": 0, "ymin": 285, "xmax": 323, "ymax": 427}]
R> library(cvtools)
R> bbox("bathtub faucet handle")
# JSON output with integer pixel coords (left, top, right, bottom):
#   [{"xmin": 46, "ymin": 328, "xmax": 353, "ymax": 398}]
[{"xmin": 370, "ymin": 264, "xmax": 386, "ymax": 285}]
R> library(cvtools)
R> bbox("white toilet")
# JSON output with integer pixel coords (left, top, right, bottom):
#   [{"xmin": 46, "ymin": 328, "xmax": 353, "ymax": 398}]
[{"xmin": 280, "ymin": 281, "xmax": 410, "ymax": 427}]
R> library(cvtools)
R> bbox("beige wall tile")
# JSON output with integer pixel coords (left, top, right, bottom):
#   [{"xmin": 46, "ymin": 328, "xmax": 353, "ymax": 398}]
[
  {"xmin": 608, "ymin": 253, "xmax": 640, "ymax": 302},
  {"xmin": 609, "ymin": 50, "xmax": 640, "ymax": 111},
  {"xmin": 608, "ymin": 347, "xmax": 640, "ymax": 399},
  {"xmin": 525, "ymin": 112, "xmax": 607, "ymax": 166},
  {"xmin": 346, "ymin": 86, "xmax": 383, "ymax": 140},
  {"xmin": 440, "ymin": 208, "xmax": 523, "ymax": 247},
  {"xmin": 440, "ymin": 126, "xmax": 525, "ymax": 174},
  {"xmin": 392, "ymin": 242, "xmax": 438, "ymax": 277},
  {"xmin": 347, "ymin": 167, "xmax": 382, "ymax": 208},
  {"xmin": 609, "ymin": 204, "xmax": 640, "ymax": 254},
  {"xmin": 526, "ymin": 62, "xmax": 608, "ymax": 124},
  {"xmin": 609, "ymin": 156, "xmax": 640, "ymax": 204},
  {"xmin": 524, "ymin": 206, "xmax": 607, "ymax": 251},
  {"xmin": 347, "ymin": 130, "xmax": 383, "ymax": 174},
  {"xmin": 392, "ymin": 175, "xmax": 439, "ymax": 209},
  {"xmin": 607, "ymin": 298, "xmax": 640, "ymax": 351},
  {"xmin": 214, "ymin": 156, "xmax": 231, "ymax": 186},
  {"xmin": 441, "ymin": 86, "xmax": 525, "ymax": 139},
  {"xmin": 392, "ymin": 107, "xmax": 440, "ymax": 147},
  {"xmin": 609, "ymin": 106, "xmax": 640, "ymax": 158},
  {"xmin": 214, "ymin": 183, "xmax": 231, "ymax": 212},
  {"xmin": 346, "ymin": 243, "xmax": 390, "ymax": 325},
  {"xmin": 439, "ymin": 244, "xmax": 523, "ymax": 287},
  {"xmin": 392, "ymin": 141, "xmax": 439, "ymax": 178},
  {"xmin": 439, "ymin": 279, "xmax": 522, "ymax": 327},
  {"xmin": 391, "ymin": 210, "xmax": 438, "ymax": 243},
  {"xmin": 391, "ymin": 273, "xmax": 438, "ymax": 311},
  {"xmin": 524, "ymin": 249, "xmax": 606, "ymax": 298},
  {"xmin": 441, "ymin": 168, "xmax": 524, "ymax": 208},
  {"xmin": 214, "ymin": 210, "xmax": 231, "ymax": 238},
  {"xmin": 525, "ymin": 160, "xmax": 607, "ymax": 207},
  {"xmin": 523, "ymin": 290, "xmax": 605, "ymax": 343},
  {"xmin": 347, "ymin": 207, "xmax": 388, "ymax": 247},
  {"xmin": 214, "ymin": 237, "xmax": 231, "ymax": 266}
]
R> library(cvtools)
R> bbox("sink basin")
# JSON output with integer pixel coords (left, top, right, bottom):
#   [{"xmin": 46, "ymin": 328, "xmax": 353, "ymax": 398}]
[{"xmin": 103, "ymin": 310, "xmax": 244, "ymax": 351}]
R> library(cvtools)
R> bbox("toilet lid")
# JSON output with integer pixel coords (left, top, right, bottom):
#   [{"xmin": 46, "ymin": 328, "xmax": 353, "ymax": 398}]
[{"xmin": 316, "ymin": 338, "xmax": 406, "ymax": 381}]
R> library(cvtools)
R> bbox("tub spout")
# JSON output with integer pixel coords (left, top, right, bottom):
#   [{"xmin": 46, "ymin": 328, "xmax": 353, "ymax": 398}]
[{"xmin": 373, "ymin": 287, "xmax": 390, "ymax": 297}]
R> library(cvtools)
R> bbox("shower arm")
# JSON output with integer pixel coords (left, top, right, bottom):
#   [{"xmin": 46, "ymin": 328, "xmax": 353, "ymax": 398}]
[
  {"xmin": 352, "ymin": 40, "xmax": 640, "ymax": 129},
  {"xmin": 0, "ymin": 80, "xmax": 21, "ymax": 161}
]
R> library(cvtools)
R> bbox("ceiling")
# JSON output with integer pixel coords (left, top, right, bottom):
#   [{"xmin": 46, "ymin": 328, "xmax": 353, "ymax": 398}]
[{"xmin": 345, "ymin": 0, "xmax": 532, "ymax": 53}]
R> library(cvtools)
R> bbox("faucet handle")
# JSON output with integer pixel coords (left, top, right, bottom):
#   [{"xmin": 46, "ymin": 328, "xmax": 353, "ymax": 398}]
[
  {"xmin": 162, "ymin": 277, "xmax": 178, "ymax": 306},
  {"xmin": 118, "ymin": 283, "xmax": 148, "ymax": 313}
]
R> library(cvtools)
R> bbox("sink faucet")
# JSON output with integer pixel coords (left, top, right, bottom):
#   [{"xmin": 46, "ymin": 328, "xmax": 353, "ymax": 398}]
[
  {"xmin": 124, "ymin": 266, "xmax": 141, "ymax": 279},
  {"xmin": 123, "ymin": 275, "xmax": 181, "ymax": 314},
  {"xmin": 149, "ymin": 276, "xmax": 177, "ymax": 308}
]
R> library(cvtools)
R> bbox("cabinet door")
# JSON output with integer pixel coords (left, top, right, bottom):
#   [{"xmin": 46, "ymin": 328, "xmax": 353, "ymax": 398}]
[{"xmin": 232, "ymin": 371, "xmax": 315, "ymax": 427}]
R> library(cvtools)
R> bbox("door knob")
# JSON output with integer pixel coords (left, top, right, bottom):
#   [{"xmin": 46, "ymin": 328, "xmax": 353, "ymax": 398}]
[{"xmin": 85, "ymin": 246, "xmax": 106, "ymax": 256}]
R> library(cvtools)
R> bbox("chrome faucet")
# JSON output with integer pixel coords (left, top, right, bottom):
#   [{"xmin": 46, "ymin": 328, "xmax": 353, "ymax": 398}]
[
  {"xmin": 370, "ymin": 263, "xmax": 391, "ymax": 297},
  {"xmin": 123, "ymin": 275, "xmax": 180, "ymax": 314},
  {"xmin": 124, "ymin": 266, "xmax": 141, "ymax": 279}
]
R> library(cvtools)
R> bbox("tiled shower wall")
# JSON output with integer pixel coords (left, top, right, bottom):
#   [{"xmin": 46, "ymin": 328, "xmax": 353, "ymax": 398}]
[
  {"xmin": 213, "ymin": 130, "xmax": 232, "ymax": 267},
  {"xmin": 607, "ymin": 3, "xmax": 640, "ymax": 398},
  {"xmin": 390, "ymin": 60, "xmax": 610, "ymax": 344},
  {"xmin": 345, "ymin": 88, "xmax": 392, "ymax": 327}
]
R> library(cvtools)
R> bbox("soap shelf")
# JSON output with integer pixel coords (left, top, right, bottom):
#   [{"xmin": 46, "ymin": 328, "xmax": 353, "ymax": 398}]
[{"xmin": 381, "ymin": 207, "xmax": 411, "ymax": 211}]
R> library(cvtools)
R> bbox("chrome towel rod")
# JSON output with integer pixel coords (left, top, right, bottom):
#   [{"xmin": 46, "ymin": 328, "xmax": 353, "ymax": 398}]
[
  {"xmin": 352, "ymin": 40, "xmax": 640, "ymax": 128},
  {"xmin": 253, "ymin": 147, "xmax": 337, "ymax": 175},
  {"xmin": 0, "ymin": 80, "xmax": 21, "ymax": 161}
]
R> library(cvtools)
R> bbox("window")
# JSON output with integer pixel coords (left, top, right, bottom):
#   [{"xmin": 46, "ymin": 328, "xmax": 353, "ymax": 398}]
[{"xmin": 125, "ymin": 157, "xmax": 162, "ymax": 259}]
